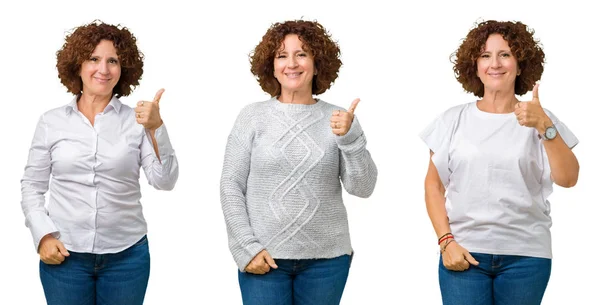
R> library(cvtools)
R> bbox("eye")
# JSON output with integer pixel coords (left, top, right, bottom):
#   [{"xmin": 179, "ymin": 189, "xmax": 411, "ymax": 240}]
[
  {"xmin": 480, "ymin": 54, "xmax": 490, "ymax": 58},
  {"xmin": 276, "ymin": 54, "xmax": 286, "ymax": 59},
  {"xmin": 89, "ymin": 57, "xmax": 98, "ymax": 62},
  {"xmin": 501, "ymin": 53, "xmax": 511, "ymax": 58},
  {"xmin": 109, "ymin": 58, "xmax": 119, "ymax": 64},
  {"xmin": 297, "ymin": 53, "xmax": 307, "ymax": 57}
]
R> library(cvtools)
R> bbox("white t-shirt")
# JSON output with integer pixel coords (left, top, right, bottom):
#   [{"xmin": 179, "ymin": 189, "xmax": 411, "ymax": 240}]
[{"xmin": 420, "ymin": 102, "xmax": 578, "ymax": 259}]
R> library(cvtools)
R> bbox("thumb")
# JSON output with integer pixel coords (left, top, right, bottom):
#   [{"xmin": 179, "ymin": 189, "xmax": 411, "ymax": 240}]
[
  {"xmin": 347, "ymin": 98, "xmax": 360, "ymax": 115},
  {"xmin": 153, "ymin": 88, "xmax": 165, "ymax": 104},
  {"xmin": 464, "ymin": 252, "xmax": 478, "ymax": 266},
  {"xmin": 531, "ymin": 83, "xmax": 540, "ymax": 104},
  {"xmin": 57, "ymin": 242, "xmax": 70, "ymax": 257},
  {"xmin": 263, "ymin": 251, "xmax": 278, "ymax": 269}
]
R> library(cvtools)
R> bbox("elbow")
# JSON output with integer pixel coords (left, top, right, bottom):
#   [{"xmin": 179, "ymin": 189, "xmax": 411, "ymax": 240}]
[
  {"xmin": 342, "ymin": 166, "xmax": 378, "ymax": 199},
  {"xmin": 349, "ymin": 186, "xmax": 375, "ymax": 198},
  {"xmin": 159, "ymin": 183, "xmax": 176, "ymax": 191},
  {"xmin": 154, "ymin": 172, "xmax": 179, "ymax": 191},
  {"xmin": 565, "ymin": 180, "xmax": 577, "ymax": 188},
  {"xmin": 347, "ymin": 176, "xmax": 377, "ymax": 198},
  {"xmin": 556, "ymin": 176, "xmax": 578, "ymax": 188},
  {"xmin": 152, "ymin": 182, "xmax": 176, "ymax": 191},
  {"xmin": 162, "ymin": 176, "xmax": 179, "ymax": 191},
  {"xmin": 553, "ymin": 166, "xmax": 580, "ymax": 188}
]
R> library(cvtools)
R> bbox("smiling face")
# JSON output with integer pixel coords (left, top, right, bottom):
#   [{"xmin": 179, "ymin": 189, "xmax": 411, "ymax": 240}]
[
  {"xmin": 273, "ymin": 34, "xmax": 315, "ymax": 96},
  {"xmin": 476, "ymin": 33, "xmax": 520, "ymax": 95},
  {"xmin": 80, "ymin": 39, "xmax": 121, "ymax": 97}
]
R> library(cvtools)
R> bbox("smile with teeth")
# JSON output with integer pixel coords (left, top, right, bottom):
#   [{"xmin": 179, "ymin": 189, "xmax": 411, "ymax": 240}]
[{"xmin": 285, "ymin": 72, "xmax": 303, "ymax": 78}]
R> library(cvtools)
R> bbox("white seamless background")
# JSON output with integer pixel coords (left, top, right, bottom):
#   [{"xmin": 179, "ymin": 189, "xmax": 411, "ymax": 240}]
[{"xmin": 1, "ymin": 0, "xmax": 597, "ymax": 304}]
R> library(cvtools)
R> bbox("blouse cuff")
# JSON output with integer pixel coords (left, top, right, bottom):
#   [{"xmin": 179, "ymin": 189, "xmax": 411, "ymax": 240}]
[{"xmin": 27, "ymin": 212, "xmax": 59, "ymax": 252}]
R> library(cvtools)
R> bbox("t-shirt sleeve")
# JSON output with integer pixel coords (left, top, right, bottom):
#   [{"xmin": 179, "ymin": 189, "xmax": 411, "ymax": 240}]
[
  {"xmin": 420, "ymin": 114, "xmax": 447, "ymax": 154},
  {"xmin": 544, "ymin": 108, "xmax": 579, "ymax": 149},
  {"xmin": 419, "ymin": 111, "xmax": 453, "ymax": 187}
]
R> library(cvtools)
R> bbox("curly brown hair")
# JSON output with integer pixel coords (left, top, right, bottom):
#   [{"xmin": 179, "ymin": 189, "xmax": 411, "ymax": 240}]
[
  {"xmin": 250, "ymin": 20, "xmax": 342, "ymax": 96},
  {"xmin": 56, "ymin": 20, "xmax": 144, "ymax": 97},
  {"xmin": 452, "ymin": 20, "xmax": 545, "ymax": 97}
]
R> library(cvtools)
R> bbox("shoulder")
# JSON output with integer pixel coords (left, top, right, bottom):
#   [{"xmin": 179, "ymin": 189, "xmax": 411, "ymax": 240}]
[
  {"xmin": 40, "ymin": 99, "xmax": 78, "ymax": 122},
  {"xmin": 435, "ymin": 102, "xmax": 473, "ymax": 126},
  {"xmin": 237, "ymin": 98, "xmax": 273, "ymax": 117},
  {"xmin": 231, "ymin": 98, "xmax": 274, "ymax": 131}
]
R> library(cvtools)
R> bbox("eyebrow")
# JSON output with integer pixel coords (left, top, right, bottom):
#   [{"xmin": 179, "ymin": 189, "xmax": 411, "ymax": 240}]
[
  {"xmin": 276, "ymin": 49, "xmax": 306, "ymax": 54},
  {"xmin": 90, "ymin": 54, "xmax": 119, "ymax": 59},
  {"xmin": 481, "ymin": 49, "xmax": 512, "ymax": 53}
]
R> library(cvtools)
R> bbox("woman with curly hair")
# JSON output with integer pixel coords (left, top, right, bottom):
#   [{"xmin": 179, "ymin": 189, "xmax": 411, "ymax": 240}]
[
  {"xmin": 20, "ymin": 21, "xmax": 178, "ymax": 305},
  {"xmin": 420, "ymin": 20, "xmax": 579, "ymax": 305},
  {"xmin": 220, "ymin": 20, "xmax": 377, "ymax": 305}
]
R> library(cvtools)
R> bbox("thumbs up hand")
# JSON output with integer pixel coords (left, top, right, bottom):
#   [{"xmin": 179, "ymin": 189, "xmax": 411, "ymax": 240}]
[
  {"xmin": 330, "ymin": 98, "xmax": 360, "ymax": 136},
  {"xmin": 514, "ymin": 83, "xmax": 552, "ymax": 133},
  {"xmin": 135, "ymin": 88, "xmax": 165, "ymax": 131}
]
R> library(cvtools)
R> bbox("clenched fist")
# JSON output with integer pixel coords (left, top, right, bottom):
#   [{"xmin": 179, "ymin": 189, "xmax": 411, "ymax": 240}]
[
  {"xmin": 135, "ymin": 88, "xmax": 165, "ymax": 131},
  {"xmin": 330, "ymin": 98, "xmax": 360, "ymax": 136}
]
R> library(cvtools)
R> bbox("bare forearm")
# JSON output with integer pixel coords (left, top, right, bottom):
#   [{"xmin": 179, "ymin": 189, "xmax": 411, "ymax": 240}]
[
  {"xmin": 425, "ymin": 188, "xmax": 450, "ymax": 238},
  {"xmin": 148, "ymin": 129, "xmax": 161, "ymax": 162},
  {"xmin": 541, "ymin": 132, "xmax": 579, "ymax": 187},
  {"xmin": 425, "ymin": 151, "xmax": 451, "ymax": 239}
]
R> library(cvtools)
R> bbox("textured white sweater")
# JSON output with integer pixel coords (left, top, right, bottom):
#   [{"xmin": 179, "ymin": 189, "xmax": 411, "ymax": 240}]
[{"xmin": 220, "ymin": 98, "xmax": 377, "ymax": 271}]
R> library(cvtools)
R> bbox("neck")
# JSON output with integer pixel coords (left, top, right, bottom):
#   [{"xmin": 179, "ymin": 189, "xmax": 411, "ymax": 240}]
[
  {"xmin": 78, "ymin": 91, "xmax": 112, "ymax": 114},
  {"xmin": 277, "ymin": 89, "xmax": 315, "ymax": 105},
  {"xmin": 478, "ymin": 89, "xmax": 518, "ymax": 113}
]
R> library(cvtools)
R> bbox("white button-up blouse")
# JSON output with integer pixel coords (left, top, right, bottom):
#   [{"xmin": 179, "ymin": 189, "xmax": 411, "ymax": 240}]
[{"xmin": 21, "ymin": 96, "xmax": 179, "ymax": 254}]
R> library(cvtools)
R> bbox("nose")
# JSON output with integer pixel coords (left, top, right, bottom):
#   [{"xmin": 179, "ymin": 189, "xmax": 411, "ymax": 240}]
[
  {"xmin": 98, "ymin": 59, "xmax": 109, "ymax": 74},
  {"xmin": 491, "ymin": 55, "xmax": 501, "ymax": 68},
  {"xmin": 287, "ymin": 56, "xmax": 298, "ymax": 68}
]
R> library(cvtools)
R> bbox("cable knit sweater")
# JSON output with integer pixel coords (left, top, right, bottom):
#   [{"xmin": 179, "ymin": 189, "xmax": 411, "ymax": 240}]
[{"xmin": 220, "ymin": 97, "xmax": 377, "ymax": 271}]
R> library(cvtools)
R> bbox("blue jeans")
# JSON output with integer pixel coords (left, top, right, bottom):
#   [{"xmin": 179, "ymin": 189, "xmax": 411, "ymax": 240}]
[
  {"xmin": 238, "ymin": 254, "xmax": 352, "ymax": 305},
  {"xmin": 39, "ymin": 235, "xmax": 150, "ymax": 305},
  {"xmin": 439, "ymin": 252, "xmax": 551, "ymax": 305}
]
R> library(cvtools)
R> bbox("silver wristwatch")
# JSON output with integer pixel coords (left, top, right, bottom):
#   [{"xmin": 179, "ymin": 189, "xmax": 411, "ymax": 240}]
[{"xmin": 540, "ymin": 125, "xmax": 557, "ymax": 141}]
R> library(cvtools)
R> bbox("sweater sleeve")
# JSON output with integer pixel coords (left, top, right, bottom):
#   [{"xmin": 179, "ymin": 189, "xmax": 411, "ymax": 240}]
[
  {"xmin": 335, "ymin": 116, "xmax": 378, "ymax": 198},
  {"xmin": 220, "ymin": 111, "xmax": 265, "ymax": 271}
]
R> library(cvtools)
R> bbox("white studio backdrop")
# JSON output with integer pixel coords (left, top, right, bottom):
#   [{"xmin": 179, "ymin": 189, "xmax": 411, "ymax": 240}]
[{"xmin": 0, "ymin": 0, "xmax": 597, "ymax": 304}]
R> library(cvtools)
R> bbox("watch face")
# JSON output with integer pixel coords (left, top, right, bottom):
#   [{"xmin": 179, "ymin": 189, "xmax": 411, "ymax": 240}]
[{"xmin": 546, "ymin": 126, "xmax": 557, "ymax": 139}]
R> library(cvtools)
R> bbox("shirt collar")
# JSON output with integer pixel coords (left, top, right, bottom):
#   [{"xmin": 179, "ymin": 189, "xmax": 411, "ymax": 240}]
[{"xmin": 65, "ymin": 95, "xmax": 123, "ymax": 115}]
